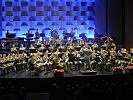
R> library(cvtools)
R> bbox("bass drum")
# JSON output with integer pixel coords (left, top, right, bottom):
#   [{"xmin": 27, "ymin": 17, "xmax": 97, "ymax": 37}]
[{"xmin": 51, "ymin": 30, "xmax": 59, "ymax": 39}]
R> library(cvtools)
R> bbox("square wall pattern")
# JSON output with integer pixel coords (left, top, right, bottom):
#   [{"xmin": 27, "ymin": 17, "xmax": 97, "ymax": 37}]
[{"xmin": 2, "ymin": 0, "xmax": 95, "ymax": 39}]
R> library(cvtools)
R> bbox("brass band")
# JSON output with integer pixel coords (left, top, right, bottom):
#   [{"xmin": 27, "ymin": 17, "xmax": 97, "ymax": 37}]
[{"xmin": 0, "ymin": 36, "xmax": 133, "ymax": 76}]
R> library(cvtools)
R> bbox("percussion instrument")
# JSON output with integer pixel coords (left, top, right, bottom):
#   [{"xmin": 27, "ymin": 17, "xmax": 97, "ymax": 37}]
[{"xmin": 51, "ymin": 30, "xmax": 59, "ymax": 39}]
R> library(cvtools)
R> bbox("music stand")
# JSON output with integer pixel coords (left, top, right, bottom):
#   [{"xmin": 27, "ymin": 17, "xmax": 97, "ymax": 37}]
[
  {"xmin": 124, "ymin": 57, "xmax": 130, "ymax": 62},
  {"xmin": 75, "ymin": 46, "xmax": 81, "ymax": 51},
  {"xmin": 101, "ymin": 46, "xmax": 106, "ymax": 50},
  {"xmin": 83, "ymin": 50, "xmax": 91, "ymax": 55},
  {"xmin": 40, "ymin": 33, "xmax": 45, "ymax": 37},
  {"xmin": 48, "ymin": 53, "xmax": 51, "ymax": 57},
  {"xmin": 29, "ymin": 49, "xmax": 36, "ymax": 53},
  {"xmin": 26, "ymin": 34, "xmax": 34, "ymax": 38},
  {"xmin": 130, "ymin": 53, "xmax": 133, "ymax": 56},
  {"xmin": 59, "ymin": 53, "xmax": 63, "ymax": 58},
  {"xmin": 118, "ymin": 56, "xmax": 124, "ymax": 60},
  {"xmin": 88, "ymin": 42, "xmax": 93, "ymax": 47},
  {"xmin": 94, "ymin": 47, "xmax": 100, "ymax": 51},
  {"xmin": 37, "ymin": 44, "xmax": 41, "ymax": 48},
  {"xmin": 80, "ymin": 44, "xmax": 84, "ymax": 47},
  {"xmin": 43, "ymin": 48, "xmax": 49, "ymax": 53},
  {"xmin": 68, "ymin": 48, "xmax": 74, "ymax": 52},
  {"xmin": 94, "ymin": 57, "xmax": 100, "ymax": 62},
  {"xmin": 59, "ymin": 48, "xmax": 66, "ymax": 52},
  {"xmin": 75, "ymin": 57, "xmax": 81, "ymax": 61},
  {"xmin": 7, "ymin": 33, "xmax": 16, "ymax": 38},
  {"xmin": 68, "ymin": 54, "xmax": 75, "ymax": 61},
  {"xmin": 56, "ymin": 44, "xmax": 60, "ymax": 48},
  {"xmin": 67, "ymin": 43, "xmax": 70, "ymax": 46},
  {"xmin": 19, "ymin": 50, "xmax": 25, "ymax": 54},
  {"xmin": 46, "ymin": 44, "xmax": 50, "ymax": 48},
  {"xmin": 108, "ymin": 46, "xmax": 114, "ymax": 49}
]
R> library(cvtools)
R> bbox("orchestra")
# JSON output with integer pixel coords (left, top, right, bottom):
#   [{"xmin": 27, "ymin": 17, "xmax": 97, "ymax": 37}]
[{"xmin": 0, "ymin": 34, "xmax": 133, "ymax": 76}]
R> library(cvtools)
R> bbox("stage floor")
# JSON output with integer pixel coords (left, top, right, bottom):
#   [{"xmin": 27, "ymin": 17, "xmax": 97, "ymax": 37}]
[{"xmin": 2, "ymin": 70, "xmax": 113, "ymax": 78}]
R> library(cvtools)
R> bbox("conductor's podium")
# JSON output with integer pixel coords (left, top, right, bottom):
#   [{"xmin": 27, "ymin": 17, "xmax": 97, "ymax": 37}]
[{"xmin": 79, "ymin": 70, "xmax": 97, "ymax": 75}]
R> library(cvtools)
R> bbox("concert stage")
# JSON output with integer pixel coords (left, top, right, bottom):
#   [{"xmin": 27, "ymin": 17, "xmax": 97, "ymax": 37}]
[{"xmin": 1, "ymin": 69, "xmax": 111, "ymax": 78}]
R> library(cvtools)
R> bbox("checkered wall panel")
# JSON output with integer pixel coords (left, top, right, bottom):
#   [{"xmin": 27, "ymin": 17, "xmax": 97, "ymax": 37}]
[{"xmin": 2, "ymin": 0, "xmax": 95, "ymax": 38}]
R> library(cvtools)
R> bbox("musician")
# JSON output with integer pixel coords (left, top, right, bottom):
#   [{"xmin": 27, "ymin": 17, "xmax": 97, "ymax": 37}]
[
  {"xmin": 55, "ymin": 38, "xmax": 62, "ymax": 48},
  {"xmin": 70, "ymin": 28, "xmax": 75, "ymax": 37},
  {"xmin": 54, "ymin": 49, "xmax": 61, "ymax": 57},
  {"xmin": 34, "ymin": 39, "xmax": 41, "ymax": 48},
  {"xmin": 58, "ymin": 43, "xmax": 64, "ymax": 52},
  {"xmin": 43, "ymin": 50, "xmax": 49, "ymax": 62},
  {"xmin": 81, "ymin": 43, "xmax": 91, "ymax": 70},
  {"xmin": 62, "ymin": 51, "xmax": 69, "ymax": 71},
  {"xmin": 90, "ymin": 49, "xmax": 99, "ymax": 69},
  {"xmin": 6, "ymin": 53, "xmax": 12, "ymax": 61},
  {"xmin": 101, "ymin": 42, "xmax": 108, "ymax": 50},
  {"xmin": 51, "ymin": 38, "xmax": 55, "ymax": 46},
  {"xmin": 69, "ymin": 37, "xmax": 74, "ymax": 44},
  {"xmin": 98, "ymin": 48, "xmax": 108, "ymax": 71},
  {"xmin": 108, "ymin": 41, "xmax": 116, "ymax": 50},
  {"xmin": 130, "ymin": 48, "xmax": 133, "ymax": 53},
  {"xmin": 92, "ymin": 42, "xmax": 98, "ymax": 50},
  {"xmin": 79, "ymin": 38, "xmax": 84, "ymax": 47},
  {"xmin": 109, "ymin": 48, "xmax": 116, "ymax": 57},
  {"xmin": 91, "ymin": 49, "xmax": 98, "ymax": 59},
  {"xmin": 28, "ymin": 54, "xmax": 37, "ymax": 75},
  {"xmin": 124, "ymin": 51, "xmax": 131, "ymax": 59},
  {"xmin": 10, "ymin": 44, "xmax": 17, "ymax": 53},
  {"xmin": 18, "ymin": 50, "xmax": 27, "ymax": 70},
  {"xmin": 120, "ymin": 48, "xmax": 127, "ymax": 57},
  {"xmin": 42, "ymin": 50, "xmax": 50, "ymax": 72},
  {"xmin": 63, "ymin": 28, "xmax": 67, "ymax": 38},
  {"xmin": 5, "ymin": 30, "xmax": 10, "ymax": 38},
  {"xmin": 26, "ymin": 30, "xmax": 30, "ymax": 38},
  {"xmin": 99, "ymin": 48, "xmax": 108, "ymax": 59},
  {"xmin": 14, "ymin": 53, "xmax": 20, "ymax": 62},
  {"xmin": 52, "ymin": 53, "xmax": 63, "ymax": 69},
  {"xmin": 19, "ymin": 44, "xmax": 26, "ymax": 51},
  {"xmin": 35, "ymin": 29, "xmax": 40, "ymax": 40},
  {"xmin": 105, "ymin": 36, "xmax": 114, "ymax": 43},
  {"xmin": 0, "ymin": 54, "xmax": 2, "ymax": 60},
  {"xmin": 129, "ymin": 56, "xmax": 133, "ymax": 66},
  {"xmin": 48, "ymin": 44, "xmax": 53, "ymax": 53},
  {"xmin": 41, "ymin": 29, "xmax": 45, "ymax": 43},
  {"xmin": 2, "ymin": 54, "xmax": 7, "ymax": 63},
  {"xmin": 38, "ymin": 43, "xmax": 45, "ymax": 52},
  {"xmin": 31, "ymin": 53, "xmax": 43, "ymax": 75},
  {"xmin": 130, "ymin": 48, "xmax": 133, "ymax": 57},
  {"xmin": 88, "ymin": 40, "xmax": 93, "ymax": 47},
  {"xmin": 35, "ymin": 50, "xmax": 41, "ymax": 57},
  {"xmin": 67, "ymin": 43, "xmax": 74, "ymax": 53},
  {"xmin": 29, "ymin": 44, "xmax": 35, "ymax": 49},
  {"xmin": 19, "ymin": 50, "xmax": 27, "ymax": 60},
  {"xmin": 45, "ymin": 38, "xmax": 50, "ymax": 45},
  {"xmin": 73, "ymin": 49, "xmax": 82, "ymax": 70},
  {"xmin": 80, "ymin": 42, "xmax": 92, "ymax": 53}
]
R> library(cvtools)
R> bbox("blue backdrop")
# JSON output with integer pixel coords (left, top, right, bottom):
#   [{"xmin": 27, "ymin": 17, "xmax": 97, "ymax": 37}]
[{"xmin": 1, "ymin": 0, "xmax": 95, "ymax": 40}]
